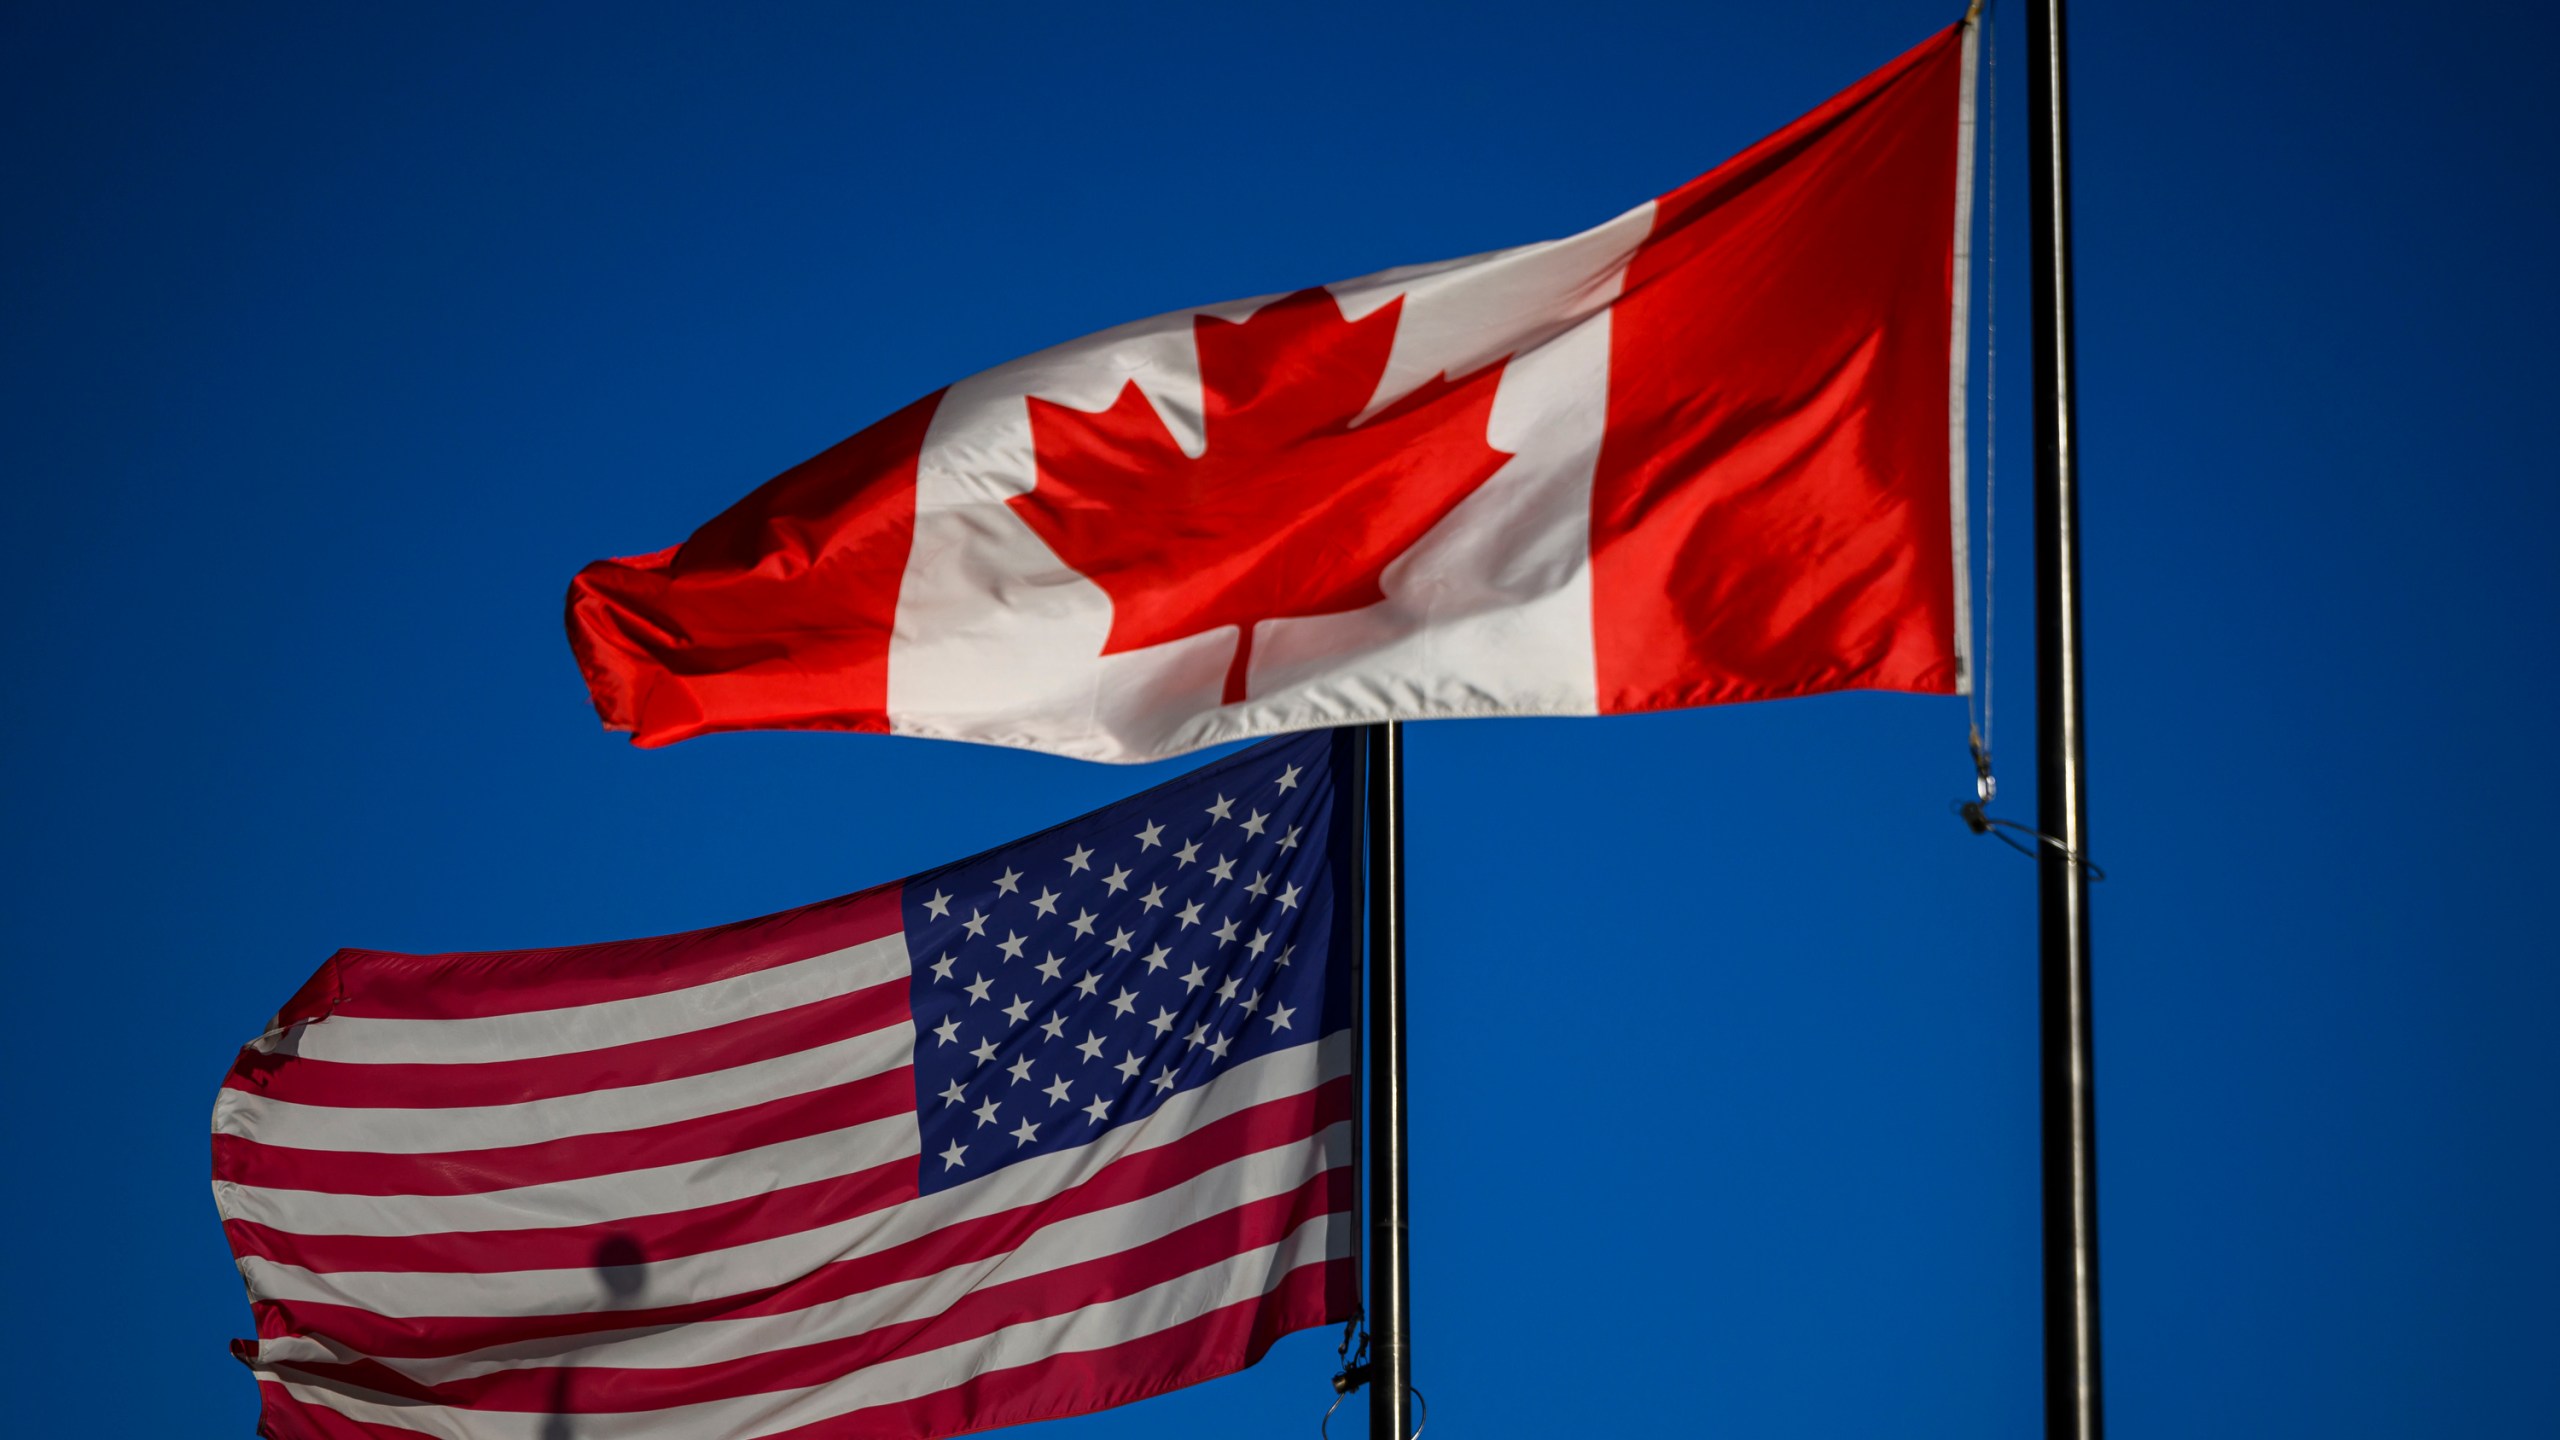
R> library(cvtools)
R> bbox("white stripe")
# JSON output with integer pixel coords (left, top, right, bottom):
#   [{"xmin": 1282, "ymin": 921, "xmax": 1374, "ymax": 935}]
[
  {"xmin": 260, "ymin": 1221, "xmax": 1346, "ymax": 1440},
  {"xmin": 234, "ymin": 1033, "xmax": 1339, "ymax": 1280},
  {"xmin": 246, "ymin": 1118, "xmax": 1337, "ymax": 1322},
  {"xmin": 215, "ymin": 1024, "xmax": 909, "ymax": 1154},
  {"xmin": 322, "ymin": 1120, "xmax": 1347, "ymax": 1383},
  {"xmin": 219, "ymin": 1107, "xmax": 921, "ymax": 1241},
  {"xmin": 1947, "ymin": 11, "xmax": 1981, "ymax": 698},
  {"xmin": 271, "ymin": 933, "xmax": 907, "ymax": 1066}
]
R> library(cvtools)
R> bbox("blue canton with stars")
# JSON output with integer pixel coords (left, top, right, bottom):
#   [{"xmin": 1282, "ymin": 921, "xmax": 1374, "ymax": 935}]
[{"xmin": 902, "ymin": 730, "xmax": 1357, "ymax": 1192}]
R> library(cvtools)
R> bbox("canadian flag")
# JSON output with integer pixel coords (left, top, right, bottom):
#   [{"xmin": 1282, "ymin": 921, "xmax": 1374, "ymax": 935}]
[{"xmin": 570, "ymin": 22, "xmax": 1977, "ymax": 763}]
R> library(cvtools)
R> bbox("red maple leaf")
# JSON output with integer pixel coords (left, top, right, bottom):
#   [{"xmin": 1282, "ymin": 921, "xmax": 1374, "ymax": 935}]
[{"xmin": 1013, "ymin": 288, "xmax": 1513, "ymax": 706}]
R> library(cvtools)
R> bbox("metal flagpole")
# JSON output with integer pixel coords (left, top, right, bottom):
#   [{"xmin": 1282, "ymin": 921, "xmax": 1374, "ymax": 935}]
[
  {"xmin": 2023, "ymin": 2, "xmax": 2103, "ymax": 1437},
  {"xmin": 1363, "ymin": 721, "xmax": 1413, "ymax": 1440}
]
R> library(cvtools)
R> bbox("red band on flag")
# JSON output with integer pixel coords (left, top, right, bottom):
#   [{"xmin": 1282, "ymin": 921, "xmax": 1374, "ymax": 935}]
[
  {"xmin": 260, "ymin": 883, "xmax": 903, "ymax": 1028},
  {"xmin": 1591, "ymin": 22, "xmax": 1968, "ymax": 712},
  {"xmin": 567, "ymin": 388, "xmax": 945, "ymax": 748}
]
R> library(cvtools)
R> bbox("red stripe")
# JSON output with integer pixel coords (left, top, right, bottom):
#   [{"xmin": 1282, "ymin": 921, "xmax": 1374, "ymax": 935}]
[
  {"xmin": 259, "ymin": 883, "xmax": 904, "ymax": 1028},
  {"xmin": 227, "ymin": 978, "xmax": 908, "ymax": 1110},
  {"xmin": 281, "ymin": 1172, "xmax": 1348, "ymax": 1415},
  {"xmin": 227, "ymin": 1154, "xmax": 919, "ymax": 1275},
  {"xmin": 567, "ymin": 387, "xmax": 943, "ymax": 749},
  {"xmin": 248, "ymin": 1075, "xmax": 1349, "ymax": 1358},
  {"xmin": 256, "ymin": 1259, "xmax": 1347, "ymax": 1440},
  {"xmin": 782, "ymin": 1257, "xmax": 1350, "ymax": 1440},
  {"xmin": 215, "ymin": 1067, "xmax": 913, "ymax": 1195},
  {"xmin": 252, "ymin": 1381, "xmax": 439, "ymax": 1440},
  {"xmin": 1589, "ymin": 22, "xmax": 1965, "ymax": 713}
]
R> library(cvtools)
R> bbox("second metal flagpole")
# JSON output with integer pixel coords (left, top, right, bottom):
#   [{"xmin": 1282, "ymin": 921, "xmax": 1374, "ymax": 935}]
[
  {"xmin": 2025, "ymin": 1, "xmax": 2104, "ymax": 1436},
  {"xmin": 1364, "ymin": 721, "xmax": 1413, "ymax": 1440}
]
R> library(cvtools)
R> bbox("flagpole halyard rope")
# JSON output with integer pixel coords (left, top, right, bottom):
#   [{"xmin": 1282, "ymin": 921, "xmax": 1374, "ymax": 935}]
[
  {"xmin": 1958, "ymin": 800, "xmax": 2107, "ymax": 881},
  {"xmin": 1341, "ymin": 728, "xmax": 1369, "ymax": 1361},
  {"xmin": 1962, "ymin": 0, "xmax": 2001, "ymax": 793},
  {"xmin": 1954, "ymin": 1, "xmax": 2100, "ymax": 882},
  {"xmin": 1963, "ymin": 0, "xmax": 2010, "ymax": 836}
]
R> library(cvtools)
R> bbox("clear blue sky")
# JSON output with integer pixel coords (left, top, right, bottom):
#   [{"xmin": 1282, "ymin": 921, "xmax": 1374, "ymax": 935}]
[{"xmin": 5, "ymin": 2, "xmax": 2554, "ymax": 1435}]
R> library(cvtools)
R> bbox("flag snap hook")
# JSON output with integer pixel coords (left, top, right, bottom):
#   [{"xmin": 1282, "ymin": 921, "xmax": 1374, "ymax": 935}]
[
  {"xmin": 1320, "ymin": 1320, "xmax": 1425, "ymax": 1440},
  {"xmin": 1955, "ymin": 730, "xmax": 2105, "ymax": 880},
  {"xmin": 1320, "ymin": 1318, "xmax": 1371, "ymax": 1438}
]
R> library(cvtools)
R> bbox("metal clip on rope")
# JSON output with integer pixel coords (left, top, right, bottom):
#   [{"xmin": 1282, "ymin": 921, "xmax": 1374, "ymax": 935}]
[
  {"xmin": 1957, "ymin": 731, "xmax": 2106, "ymax": 881},
  {"xmin": 1321, "ymin": 1321, "xmax": 1369, "ymax": 1439},
  {"xmin": 1320, "ymin": 1323, "xmax": 1426, "ymax": 1440}
]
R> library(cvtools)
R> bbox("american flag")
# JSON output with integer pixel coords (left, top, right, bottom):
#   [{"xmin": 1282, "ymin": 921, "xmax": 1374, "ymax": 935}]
[{"xmin": 215, "ymin": 731, "xmax": 1359, "ymax": 1439}]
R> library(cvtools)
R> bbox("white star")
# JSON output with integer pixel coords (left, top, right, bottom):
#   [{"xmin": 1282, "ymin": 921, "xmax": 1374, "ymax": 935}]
[
  {"xmin": 1214, "ymin": 918, "xmax": 1240, "ymax": 945},
  {"xmin": 934, "ymin": 1015, "xmax": 962, "ymax": 1047},
  {"xmin": 1043, "ymin": 1074, "xmax": 1072, "ymax": 1106},
  {"xmin": 1240, "ymin": 809, "xmax": 1268, "ymax": 838},
  {"xmin": 1180, "ymin": 962, "xmax": 1208, "ymax": 992},
  {"xmin": 1035, "ymin": 952, "xmax": 1066, "ymax": 983},
  {"xmin": 1136, "ymin": 821, "xmax": 1165, "ymax": 850},
  {"xmin": 1216, "ymin": 975, "xmax": 1242, "ymax": 1004},
  {"xmin": 1083, "ymin": 1094, "xmax": 1112, "ymax": 1124},
  {"xmin": 1208, "ymin": 855, "xmax": 1237, "ymax": 883},
  {"xmin": 1244, "ymin": 873, "xmax": 1270, "ymax": 898},
  {"xmin": 1116, "ymin": 1051, "xmax": 1145, "ymax": 1081},
  {"xmin": 993, "ymin": 867, "xmax": 1022, "ymax": 895},
  {"xmin": 1077, "ymin": 1031, "xmax": 1107, "ymax": 1063},
  {"xmin": 1073, "ymin": 971, "xmax": 1103, "ymax": 999},
  {"xmin": 1267, "ymin": 1003, "xmax": 1296, "ymax": 1033},
  {"xmin": 1206, "ymin": 794, "xmax": 1235, "ymax": 822},
  {"xmin": 1140, "ymin": 883, "xmax": 1167, "ymax": 912},
  {"xmin": 973, "ymin": 1096, "xmax": 1001, "ymax": 1128},
  {"xmin": 1177, "ymin": 901, "xmax": 1204, "ymax": 929},
  {"xmin": 924, "ymin": 891, "xmax": 953, "ymax": 920},
  {"xmin": 1141, "ymin": 944, "xmax": 1172, "ymax": 973},
  {"xmin": 1068, "ymin": 910, "xmax": 1098, "ymax": 939},
  {"xmin": 1277, "ymin": 882, "xmax": 1302, "ymax": 911},
  {"xmin": 1012, "ymin": 1116, "xmax": 1040, "ymax": 1146},
  {"xmin": 1276, "ymin": 764, "xmax": 1302, "ymax": 792},
  {"xmin": 940, "ymin": 1139, "xmax": 968, "ymax": 1170},
  {"xmin": 938, "ymin": 1077, "xmax": 967, "ymax": 1106},
  {"xmin": 1175, "ymin": 839, "xmax": 1201, "ymax": 867},
  {"xmin": 1149, "ymin": 1007, "xmax": 1178, "ymax": 1036},
  {"xmin": 1246, "ymin": 930, "xmax": 1272, "ymax": 958},
  {"xmin": 972, "ymin": 1036, "xmax": 1001, "ymax": 1064},
  {"xmin": 1001, "ymin": 993, "xmax": 1032, "ymax": 1026},
  {"xmin": 1206, "ymin": 1030, "xmax": 1234, "ymax": 1060},
  {"xmin": 1030, "ymin": 888, "xmax": 1060, "ymax": 917},
  {"xmin": 1008, "ymin": 1054, "xmax": 1035, "ymax": 1086},
  {"xmin": 1185, "ymin": 1021, "xmax": 1210, "ymax": 1048},
  {"xmin": 1278, "ymin": 826, "xmax": 1302, "ymax": 851},
  {"xmin": 965, "ymin": 973, "xmax": 993, "ymax": 1004},
  {"xmin": 929, "ymin": 952, "xmax": 957, "ymax": 982},
  {"xmin": 1242, "ymin": 989, "xmax": 1264, "ymax": 1015},
  {"xmin": 1151, "ymin": 1067, "xmax": 1179, "ymax": 1094},
  {"xmin": 1040, "ymin": 1012, "xmax": 1068, "ymax": 1041},
  {"xmin": 1106, "ymin": 928, "xmax": 1134, "ymax": 956},
  {"xmin": 963, "ymin": 909, "xmax": 989, "ymax": 939},
  {"xmin": 1109, "ymin": 988, "xmax": 1138, "ymax": 1018},
  {"xmin": 1101, "ymin": 865, "xmax": 1131, "ymax": 895},
  {"xmin": 1277, "ymin": 944, "xmax": 1296, "ymax": 967},
  {"xmin": 997, "ymin": 931, "xmax": 1026, "ymax": 962},
  {"xmin": 1064, "ymin": 844, "xmax": 1094, "ymax": 874}
]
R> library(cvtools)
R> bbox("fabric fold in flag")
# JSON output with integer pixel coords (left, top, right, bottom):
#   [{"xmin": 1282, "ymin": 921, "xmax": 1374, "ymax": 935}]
[
  {"xmin": 568, "ymin": 20, "xmax": 1979, "ymax": 762},
  {"xmin": 214, "ymin": 730, "xmax": 1361, "ymax": 1440}
]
